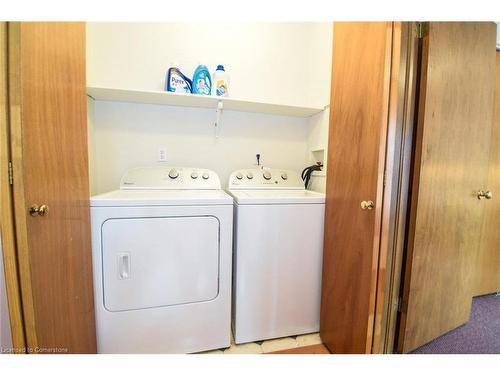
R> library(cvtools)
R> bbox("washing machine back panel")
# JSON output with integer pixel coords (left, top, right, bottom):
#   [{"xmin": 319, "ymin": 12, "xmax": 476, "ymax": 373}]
[
  {"xmin": 101, "ymin": 216, "xmax": 219, "ymax": 312},
  {"xmin": 228, "ymin": 168, "xmax": 304, "ymax": 190}
]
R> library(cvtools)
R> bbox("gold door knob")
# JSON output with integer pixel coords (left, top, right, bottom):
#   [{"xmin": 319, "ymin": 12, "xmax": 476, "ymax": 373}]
[
  {"xmin": 361, "ymin": 200, "xmax": 375, "ymax": 210},
  {"xmin": 477, "ymin": 190, "xmax": 493, "ymax": 200},
  {"xmin": 29, "ymin": 204, "xmax": 49, "ymax": 217}
]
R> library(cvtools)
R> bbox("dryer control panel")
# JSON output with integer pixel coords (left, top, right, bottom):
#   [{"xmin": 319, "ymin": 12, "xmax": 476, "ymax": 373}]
[
  {"xmin": 228, "ymin": 168, "xmax": 304, "ymax": 190},
  {"xmin": 120, "ymin": 166, "xmax": 221, "ymax": 190}
]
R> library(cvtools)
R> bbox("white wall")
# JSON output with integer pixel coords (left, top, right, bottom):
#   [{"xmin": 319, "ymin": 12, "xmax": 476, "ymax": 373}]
[
  {"xmin": 305, "ymin": 23, "xmax": 333, "ymax": 193},
  {"xmin": 87, "ymin": 22, "xmax": 331, "ymax": 108},
  {"xmin": 90, "ymin": 100, "xmax": 311, "ymax": 193},
  {"xmin": 307, "ymin": 108, "xmax": 330, "ymax": 193},
  {"xmin": 87, "ymin": 22, "xmax": 332, "ymax": 193},
  {"xmin": 0, "ymin": 237, "xmax": 13, "ymax": 352}
]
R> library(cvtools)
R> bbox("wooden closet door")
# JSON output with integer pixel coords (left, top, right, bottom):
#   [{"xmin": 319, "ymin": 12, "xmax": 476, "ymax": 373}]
[
  {"xmin": 398, "ymin": 22, "xmax": 496, "ymax": 353},
  {"xmin": 9, "ymin": 22, "xmax": 96, "ymax": 353},
  {"xmin": 475, "ymin": 52, "xmax": 500, "ymax": 296},
  {"xmin": 320, "ymin": 22, "xmax": 393, "ymax": 354}
]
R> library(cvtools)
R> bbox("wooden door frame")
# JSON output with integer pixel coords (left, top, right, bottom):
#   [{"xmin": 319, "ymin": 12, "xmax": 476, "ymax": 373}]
[
  {"xmin": 371, "ymin": 22, "xmax": 421, "ymax": 353},
  {"xmin": 364, "ymin": 21, "xmax": 395, "ymax": 354},
  {"xmin": 0, "ymin": 21, "xmax": 27, "ymax": 353}
]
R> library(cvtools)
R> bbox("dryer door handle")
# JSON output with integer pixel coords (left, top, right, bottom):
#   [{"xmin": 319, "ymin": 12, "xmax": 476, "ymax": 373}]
[{"xmin": 118, "ymin": 253, "xmax": 130, "ymax": 279}]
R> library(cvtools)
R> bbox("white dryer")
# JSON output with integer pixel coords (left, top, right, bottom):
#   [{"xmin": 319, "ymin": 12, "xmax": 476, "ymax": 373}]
[
  {"xmin": 228, "ymin": 168, "xmax": 325, "ymax": 344},
  {"xmin": 91, "ymin": 166, "xmax": 233, "ymax": 353}
]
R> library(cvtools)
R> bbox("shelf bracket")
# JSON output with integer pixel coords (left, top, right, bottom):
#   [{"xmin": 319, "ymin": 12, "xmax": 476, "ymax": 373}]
[{"xmin": 215, "ymin": 100, "xmax": 223, "ymax": 138}]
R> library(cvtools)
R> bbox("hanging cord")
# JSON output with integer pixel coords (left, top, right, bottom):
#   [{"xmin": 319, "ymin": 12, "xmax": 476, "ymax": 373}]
[{"xmin": 301, "ymin": 162, "xmax": 323, "ymax": 189}]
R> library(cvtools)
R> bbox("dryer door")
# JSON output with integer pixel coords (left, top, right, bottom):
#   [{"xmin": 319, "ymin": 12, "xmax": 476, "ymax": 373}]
[{"xmin": 101, "ymin": 216, "xmax": 220, "ymax": 312}]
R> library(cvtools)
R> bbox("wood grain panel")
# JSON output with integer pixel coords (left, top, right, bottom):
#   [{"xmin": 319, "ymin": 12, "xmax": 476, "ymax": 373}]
[
  {"xmin": 320, "ymin": 22, "xmax": 393, "ymax": 354},
  {"xmin": 9, "ymin": 22, "xmax": 96, "ymax": 353},
  {"xmin": 0, "ymin": 21, "xmax": 26, "ymax": 352},
  {"xmin": 475, "ymin": 52, "xmax": 500, "ymax": 296},
  {"xmin": 379, "ymin": 24, "xmax": 421, "ymax": 354},
  {"xmin": 7, "ymin": 22, "xmax": 38, "ymax": 350},
  {"xmin": 372, "ymin": 22, "xmax": 421, "ymax": 354},
  {"xmin": 398, "ymin": 22, "xmax": 496, "ymax": 353}
]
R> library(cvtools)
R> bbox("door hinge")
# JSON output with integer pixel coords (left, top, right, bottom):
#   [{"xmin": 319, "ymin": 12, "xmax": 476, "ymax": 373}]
[
  {"xmin": 396, "ymin": 297, "xmax": 406, "ymax": 313},
  {"xmin": 415, "ymin": 22, "xmax": 428, "ymax": 39},
  {"xmin": 395, "ymin": 297, "xmax": 403, "ymax": 312},
  {"xmin": 8, "ymin": 161, "xmax": 13, "ymax": 185}
]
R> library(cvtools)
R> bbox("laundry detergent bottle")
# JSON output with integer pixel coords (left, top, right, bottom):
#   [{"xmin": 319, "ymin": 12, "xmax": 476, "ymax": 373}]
[
  {"xmin": 192, "ymin": 64, "xmax": 212, "ymax": 95},
  {"xmin": 165, "ymin": 66, "xmax": 192, "ymax": 93},
  {"xmin": 213, "ymin": 65, "xmax": 229, "ymax": 97}
]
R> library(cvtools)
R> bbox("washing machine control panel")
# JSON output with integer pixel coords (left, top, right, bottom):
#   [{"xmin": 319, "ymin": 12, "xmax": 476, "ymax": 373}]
[
  {"xmin": 120, "ymin": 166, "xmax": 221, "ymax": 190},
  {"xmin": 228, "ymin": 168, "xmax": 304, "ymax": 189}
]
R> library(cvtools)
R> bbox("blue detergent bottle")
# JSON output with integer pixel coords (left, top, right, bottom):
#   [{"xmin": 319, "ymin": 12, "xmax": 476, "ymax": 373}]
[
  {"xmin": 192, "ymin": 65, "xmax": 212, "ymax": 95},
  {"xmin": 165, "ymin": 67, "xmax": 192, "ymax": 93}
]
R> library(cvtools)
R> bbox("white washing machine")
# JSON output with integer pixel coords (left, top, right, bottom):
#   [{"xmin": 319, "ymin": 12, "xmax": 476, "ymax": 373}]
[
  {"xmin": 91, "ymin": 166, "xmax": 233, "ymax": 353},
  {"xmin": 228, "ymin": 168, "xmax": 325, "ymax": 344}
]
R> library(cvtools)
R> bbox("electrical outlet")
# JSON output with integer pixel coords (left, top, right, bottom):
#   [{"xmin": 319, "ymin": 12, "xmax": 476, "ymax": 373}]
[{"xmin": 158, "ymin": 148, "xmax": 167, "ymax": 162}]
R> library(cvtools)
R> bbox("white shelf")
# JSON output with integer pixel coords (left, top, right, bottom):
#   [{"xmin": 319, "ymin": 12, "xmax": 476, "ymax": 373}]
[{"xmin": 87, "ymin": 87, "xmax": 325, "ymax": 118}]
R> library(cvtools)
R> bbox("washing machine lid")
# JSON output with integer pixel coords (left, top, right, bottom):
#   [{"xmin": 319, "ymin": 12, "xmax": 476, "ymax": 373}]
[
  {"xmin": 91, "ymin": 189, "xmax": 233, "ymax": 207},
  {"xmin": 228, "ymin": 189, "xmax": 325, "ymax": 205}
]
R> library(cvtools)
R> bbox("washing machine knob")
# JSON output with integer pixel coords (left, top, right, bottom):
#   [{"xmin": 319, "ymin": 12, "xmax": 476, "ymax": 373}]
[
  {"xmin": 263, "ymin": 171, "xmax": 272, "ymax": 180},
  {"xmin": 191, "ymin": 171, "xmax": 199, "ymax": 179},
  {"xmin": 246, "ymin": 172, "xmax": 254, "ymax": 179},
  {"xmin": 202, "ymin": 172, "xmax": 210, "ymax": 180},
  {"xmin": 281, "ymin": 173, "xmax": 288, "ymax": 180},
  {"xmin": 168, "ymin": 168, "xmax": 179, "ymax": 179},
  {"xmin": 236, "ymin": 172, "xmax": 243, "ymax": 180}
]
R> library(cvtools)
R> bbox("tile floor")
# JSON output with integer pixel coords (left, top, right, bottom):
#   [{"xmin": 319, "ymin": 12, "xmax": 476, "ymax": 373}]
[{"xmin": 196, "ymin": 332, "xmax": 322, "ymax": 354}]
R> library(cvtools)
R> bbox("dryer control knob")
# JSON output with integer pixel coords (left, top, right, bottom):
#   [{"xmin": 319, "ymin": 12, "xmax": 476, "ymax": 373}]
[
  {"xmin": 191, "ymin": 171, "xmax": 199, "ymax": 179},
  {"xmin": 263, "ymin": 171, "xmax": 272, "ymax": 180},
  {"xmin": 247, "ymin": 172, "xmax": 254, "ymax": 179},
  {"xmin": 281, "ymin": 173, "xmax": 288, "ymax": 180},
  {"xmin": 236, "ymin": 172, "xmax": 243, "ymax": 180},
  {"xmin": 168, "ymin": 169, "xmax": 179, "ymax": 179},
  {"xmin": 202, "ymin": 172, "xmax": 210, "ymax": 180}
]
